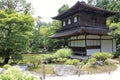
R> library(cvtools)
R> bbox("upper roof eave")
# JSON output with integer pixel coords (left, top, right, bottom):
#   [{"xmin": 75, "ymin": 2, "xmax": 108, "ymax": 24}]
[{"xmin": 53, "ymin": 1, "xmax": 120, "ymax": 20}]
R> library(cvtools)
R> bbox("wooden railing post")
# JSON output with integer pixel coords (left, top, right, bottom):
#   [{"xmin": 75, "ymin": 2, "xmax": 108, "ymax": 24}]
[
  {"xmin": 78, "ymin": 63, "xmax": 80, "ymax": 77},
  {"xmin": 108, "ymin": 62, "xmax": 111, "ymax": 75}
]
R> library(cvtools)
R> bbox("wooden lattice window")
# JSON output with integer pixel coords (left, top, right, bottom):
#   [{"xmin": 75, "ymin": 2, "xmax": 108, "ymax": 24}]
[
  {"xmin": 68, "ymin": 19, "xmax": 71, "ymax": 24},
  {"xmin": 63, "ymin": 21, "xmax": 66, "ymax": 26},
  {"xmin": 74, "ymin": 16, "xmax": 77, "ymax": 23}
]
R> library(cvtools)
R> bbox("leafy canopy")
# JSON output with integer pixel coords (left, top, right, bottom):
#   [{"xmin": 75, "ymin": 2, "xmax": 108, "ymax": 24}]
[{"xmin": 0, "ymin": 10, "xmax": 34, "ymax": 63}]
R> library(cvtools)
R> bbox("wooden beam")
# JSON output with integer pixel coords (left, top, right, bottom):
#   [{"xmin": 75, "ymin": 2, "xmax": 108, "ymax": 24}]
[{"xmin": 69, "ymin": 39, "xmax": 113, "ymax": 41}]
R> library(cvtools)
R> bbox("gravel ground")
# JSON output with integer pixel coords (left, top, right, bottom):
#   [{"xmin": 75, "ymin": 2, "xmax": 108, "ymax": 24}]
[{"xmin": 45, "ymin": 65, "xmax": 120, "ymax": 80}]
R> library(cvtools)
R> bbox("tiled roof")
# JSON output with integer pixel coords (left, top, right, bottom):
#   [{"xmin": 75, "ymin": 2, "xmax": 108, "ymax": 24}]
[{"xmin": 53, "ymin": 1, "xmax": 119, "ymax": 20}]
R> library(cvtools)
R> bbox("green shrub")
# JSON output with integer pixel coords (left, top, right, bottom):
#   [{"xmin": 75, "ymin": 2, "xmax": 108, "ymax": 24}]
[
  {"xmin": 71, "ymin": 59, "xmax": 80, "ymax": 65},
  {"xmin": 44, "ymin": 54, "xmax": 56, "ymax": 63},
  {"xmin": 0, "ymin": 67, "xmax": 39, "ymax": 80},
  {"xmin": 65, "ymin": 59, "xmax": 73, "ymax": 65},
  {"xmin": 104, "ymin": 59, "xmax": 115, "ymax": 65},
  {"xmin": 92, "ymin": 52, "xmax": 113, "ymax": 61},
  {"xmin": 55, "ymin": 48, "xmax": 72, "ymax": 58},
  {"xmin": 65, "ymin": 59, "xmax": 80, "ymax": 65},
  {"xmin": 3, "ymin": 64, "xmax": 11, "ymax": 69},
  {"xmin": 112, "ymin": 51, "xmax": 120, "ymax": 58},
  {"xmin": 113, "ymin": 45, "xmax": 120, "ymax": 58},
  {"xmin": 56, "ymin": 57, "xmax": 67, "ymax": 63},
  {"xmin": 52, "ymin": 58, "xmax": 57, "ymax": 63},
  {"xmin": 88, "ymin": 58, "xmax": 97, "ymax": 63},
  {"xmin": 30, "ymin": 56, "xmax": 43, "ymax": 67}
]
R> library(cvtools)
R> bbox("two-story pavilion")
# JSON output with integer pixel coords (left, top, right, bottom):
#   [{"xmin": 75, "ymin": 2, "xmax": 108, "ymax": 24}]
[{"xmin": 50, "ymin": 1, "xmax": 119, "ymax": 56}]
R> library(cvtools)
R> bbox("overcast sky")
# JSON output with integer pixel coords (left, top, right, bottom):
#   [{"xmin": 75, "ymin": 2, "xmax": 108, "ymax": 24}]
[{"xmin": 26, "ymin": 0, "xmax": 87, "ymax": 23}]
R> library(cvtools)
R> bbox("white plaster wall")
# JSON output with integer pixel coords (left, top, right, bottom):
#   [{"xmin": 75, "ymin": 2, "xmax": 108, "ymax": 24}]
[
  {"xmin": 70, "ymin": 36, "xmax": 77, "ymax": 39},
  {"xmin": 77, "ymin": 40, "xmax": 85, "ymax": 47},
  {"xmin": 87, "ymin": 49, "xmax": 100, "ymax": 55},
  {"xmin": 78, "ymin": 35, "xmax": 85, "ymax": 39},
  {"xmin": 87, "ymin": 40, "xmax": 100, "ymax": 46},
  {"xmin": 87, "ymin": 35, "xmax": 100, "ymax": 39},
  {"xmin": 113, "ymin": 39, "xmax": 116, "ymax": 52},
  {"xmin": 101, "ymin": 36, "xmax": 112, "ymax": 39},
  {"xmin": 70, "ymin": 40, "xmax": 85, "ymax": 47},
  {"xmin": 101, "ymin": 40, "xmax": 112, "ymax": 53}
]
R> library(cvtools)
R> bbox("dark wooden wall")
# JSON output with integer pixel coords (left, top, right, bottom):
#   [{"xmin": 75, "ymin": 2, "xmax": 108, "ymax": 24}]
[{"xmin": 61, "ymin": 12, "xmax": 107, "ymax": 31}]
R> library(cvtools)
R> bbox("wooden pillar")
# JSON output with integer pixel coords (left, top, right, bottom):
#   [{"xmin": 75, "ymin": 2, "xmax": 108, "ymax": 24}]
[
  {"xmin": 85, "ymin": 34, "xmax": 87, "ymax": 56},
  {"xmin": 112, "ymin": 39, "xmax": 113, "ymax": 52},
  {"xmin": 100, "ymin": 35, "xmax": 102, "ymax": 52},
  {"xmin": 64, "ymin": 38, "xmax": 68, "ymax": 47}
]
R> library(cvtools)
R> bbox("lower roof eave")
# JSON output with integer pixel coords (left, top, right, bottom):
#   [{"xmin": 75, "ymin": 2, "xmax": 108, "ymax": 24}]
[{"xmin": 49, "ymin": 33, "xmax": 109, "ymax": 39}]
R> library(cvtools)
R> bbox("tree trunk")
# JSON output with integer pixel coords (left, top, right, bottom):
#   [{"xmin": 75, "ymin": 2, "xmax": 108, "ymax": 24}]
[{"xmin": 3, "ymin": 56, "xmax": 10, "ymax": 64}]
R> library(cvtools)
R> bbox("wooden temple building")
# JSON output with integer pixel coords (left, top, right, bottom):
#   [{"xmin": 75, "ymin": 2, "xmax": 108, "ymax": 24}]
[{"xmin": 50, "ymin": 1, "xmax": 119, "ymax": 56}]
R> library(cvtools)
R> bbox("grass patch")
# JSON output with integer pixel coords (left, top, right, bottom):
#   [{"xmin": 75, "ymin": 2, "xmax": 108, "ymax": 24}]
[
  {"xmin": 28, "ymin": 64, "xmax": 54, "ymax": 75},
  {"xmin": 81, "ymin": 64, "xmax": 117, "ymax": 74}
]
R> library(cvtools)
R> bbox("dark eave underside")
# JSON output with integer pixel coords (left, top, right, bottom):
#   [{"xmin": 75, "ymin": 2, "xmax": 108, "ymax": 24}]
[
  {"xmin": 53, "ymin": 1, "xmax": 119, "ymax": 20},
  {"xmin": 50, "ymin": 27, "xmax": 110, "ymax": 38}
]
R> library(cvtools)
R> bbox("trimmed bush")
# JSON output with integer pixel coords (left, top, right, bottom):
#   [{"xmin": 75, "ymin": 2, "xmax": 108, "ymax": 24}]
[
  {"xmin": 65, "ymin": 59, "xmax": 80, "ymax": 65},
  {"xmin": 65, "ymin": 59, "xmax": 73, "ymax": 65},
  {"xmin": 88, "ymin": 58, "xmax": 97, "ymax": 63},
  {"xmin": 56, "ymin": 57, "xmax": 67, "ymax": 63},
  {"xmin": 3, "ymin": 64, "xmax": 11, "ymax": 69},
  {"xmin": 92, "ymin": 52, "xmax": 113, "ymax": 61},
  {"xmin": 55, "ymin": 48, "xmax": 72, "ymax": 58},
  {"xmin": 71, "ymin": 59, "xmax": 80, "ymax": 65}
]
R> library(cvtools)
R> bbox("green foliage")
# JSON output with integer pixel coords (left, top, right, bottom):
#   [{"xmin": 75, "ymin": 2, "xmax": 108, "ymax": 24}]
[
  {"xmin": 71, "ymin": 59, "xmax": 80, "ymax": 65},
  {"xmin": 64, "ymin": 59, "xmax": 80, "ymax": 65},
  {"xmin": 56, "ymin": 57, "xmax": 67, "ymax": 63},
  {"xmin": 0, "ymin": 66, "xmax": 39, "ymax": 80},
  {"xmin": 0, "ymin": 10, "xmax": 34, "ymax": 64},
  {"xmin": 88, "ymin": 0, "xmax": 109, "ymax": 9},
  {"xmin": 65, "ymin": 59, "xmax": 73, "ymax": 65},
  {"xmin": 3, "ymin": 64, "xmax": 11, "ymax": 69},
  {"xmin": 32, "ymin": 20, "xmax": 64, "ymax": 51},
  {"xmin": 55, "ymin": 48, "xmax": 72, "ymax": 58},
  {"xmin": 109, "ymin": 22, "xmax": 120, "ymax": 38},
  {"xmin": 43, "ymin": 54, "xmax": 55, "ymax": 63},
  {"xmin": 104, "ymin": 59, "xmax": 115, "ymax": 65},
  {"xmin": 30, "ymin": 56, "xmax": 43, "ymax": 68},
  {"xmin": 88, "ymin": 58, "xmax": 97, "ymax": 63},
  {"xmin": 31, "ymin": 29, "xmax": 41, "ymax": 53},
  {"xmin": 58, "ymin": 4, "xmax": 69, "ymax": 14},
  {"xmin": 0, "ymin": 0, "xmax": 33, "ymax": 14},
  {"xmin": 112, "ymin": 50, "xmax": 120, "ymax": 58},
  {"xmin": 11, "ymin": 53, "xmax": 23, "ymax": 63},
  {"xmin": 92, "ymin": 52, "xmax": 113, "ymax": 61}
]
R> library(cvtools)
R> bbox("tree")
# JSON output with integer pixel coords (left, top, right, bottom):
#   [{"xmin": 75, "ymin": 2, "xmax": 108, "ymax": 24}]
[
  {"xmin": 39, "ymin": 21, "xmax": 64, "ymax": 51},
  {"xmin": 88, "ymin": 0, "xmax": 109, "ymax": 9},
  {"xmin": 0, "ymin": 10, "xmax": 34, "ymax": 64},
  {"xmin": 31, "ymin": 20, "xmax": 64, "ymax": 52},
  {"xmin": 31, "ymin": 29, "xmax": 41, "ymax": 53},
  {"xmin": 58, "ymin": 4, "xmax": 69, "ymax": 14},
  {"xmin": 0, "ymin": 0, "xmax": 33, "ymax": 14}
]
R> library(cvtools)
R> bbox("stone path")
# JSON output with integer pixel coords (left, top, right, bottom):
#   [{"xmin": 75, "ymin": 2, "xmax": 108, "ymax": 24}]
[{"xmin": 45, "ymin": 65, "xmax": 120, "ymax": 80}]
